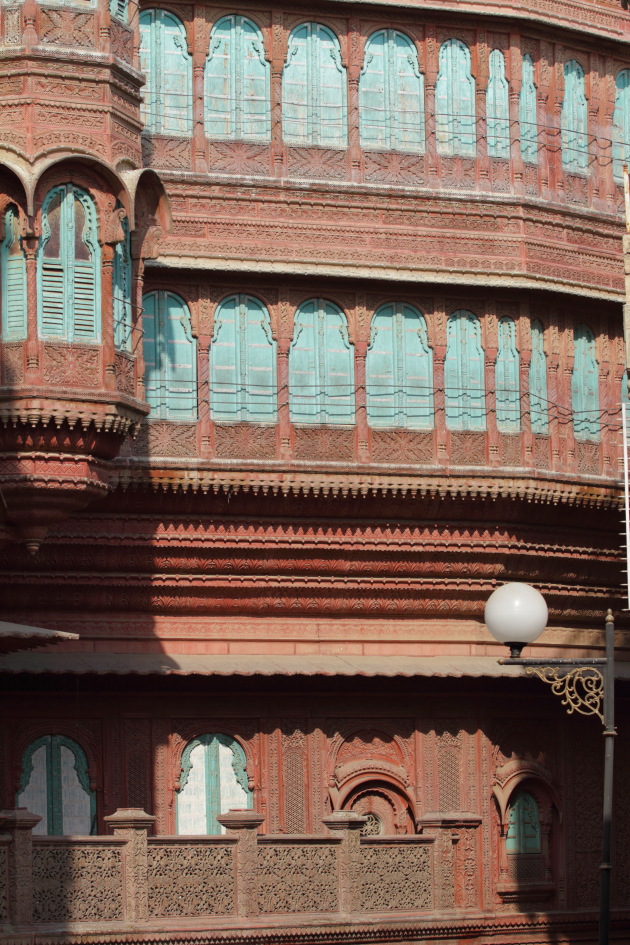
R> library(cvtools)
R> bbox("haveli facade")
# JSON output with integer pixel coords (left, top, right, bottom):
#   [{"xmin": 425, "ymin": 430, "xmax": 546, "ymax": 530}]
[{"xmin": 0, "ymin": 0, "xmax": 629, "ymax": 944}]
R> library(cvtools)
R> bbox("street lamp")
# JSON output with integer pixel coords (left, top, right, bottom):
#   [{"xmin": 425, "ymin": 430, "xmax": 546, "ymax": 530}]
[{"xmin": 484, "ymin": 583, "xmax": 615, "ymax": 945}]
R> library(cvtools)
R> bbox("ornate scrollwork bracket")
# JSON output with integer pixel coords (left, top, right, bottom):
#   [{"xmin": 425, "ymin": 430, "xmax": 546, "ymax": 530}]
[{"xmin": 524, "ymin": 666, "xmax": 604, "ymax": 723}]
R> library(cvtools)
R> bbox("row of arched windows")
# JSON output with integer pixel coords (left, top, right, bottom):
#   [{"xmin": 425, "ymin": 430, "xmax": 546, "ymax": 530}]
[
  {"xmin": 16, "ymin": 730, "xmax": 540, "ymax": 854},
  {"xmin": 143, "ymin": 291, "xmax": 602, "ymax": 442},
  {"xmin": 138, "ymin": 11, "xmax": 630, "ymax": 176}
]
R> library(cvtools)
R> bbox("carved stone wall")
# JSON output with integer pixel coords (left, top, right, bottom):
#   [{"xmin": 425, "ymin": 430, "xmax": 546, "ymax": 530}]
[{"xmin": 147, "ymin": 842, "xmax": 234, "ymax": 917}]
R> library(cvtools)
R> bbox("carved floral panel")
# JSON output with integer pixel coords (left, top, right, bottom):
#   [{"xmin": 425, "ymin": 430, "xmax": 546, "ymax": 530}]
[
  {"xmin": 32, "ymin": 844, "xmax": 123, "ymax": 923},
  {"xmin": 356, "ymin": 844, "xmax": 432, "ymax": 912},
  {"xmin": 148, "ymin": 843, "xmax": 234, "ymax": 916},
  {"xmin": 257, "ymin": 843, "xmax": 338, "ymax": 913}
]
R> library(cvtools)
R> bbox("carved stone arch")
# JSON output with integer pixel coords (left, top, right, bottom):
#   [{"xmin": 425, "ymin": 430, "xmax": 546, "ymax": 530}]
[
  {"xmin": 170, "ymin": 723, "xmax": 257, "ymax": 796},
  {"xmin": 11, "ymin": 720, "xmax": 102, "ymax": 799},
  {"xmin": 283, "ymin": 16, "xmax": 348, "ymax": 67},
  {"xmin": 342, "ymin": 780, "xmax": 417, "ymax": 835},
  {"xmin": 122, "ymin": 167, "xmax": 170, "ymax": 234},
  {"xmin": 139, "ymin": 2, "xmax": 193, "ymax": 53},
  {"xmin": 329, "ymin": 722, "xmax": 412, "ymax": 771},
  {"xmin": 493, "ymin": 760, "xmax": 560, "ymax": 825},
  {"xmin": 0, "ymin": 161, "xmax": 29, "ymax": 220}
]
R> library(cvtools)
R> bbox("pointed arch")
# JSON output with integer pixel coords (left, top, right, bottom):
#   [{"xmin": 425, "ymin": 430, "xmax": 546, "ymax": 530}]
[
  {"xmin": 561, "ymin": 60, "xmax": 588, "ymax": 174},
  {"xmin": 435, "ymin": 39, "xmax": 475, "ymax": 157},
  {"xmin": 176, "ymin": 733, "xmax": 252, "ymax": 835},
  {"xmin": 139, "ymin": 9, "xmax": 193, "ymax": 136},
  {"xmin": 1, "ymin": 203, "xmax": 27, "ymax": 340},
  {"xmin": 529, "ymin": 319, "xmax": 548, "ymax": 434},
  {"xmin": 142, "ymin": 290, "xmax": 197, "ymax": 420},
  {"xmin": 37, "ymin": 183, "xmax": 100, "ymax": 342},
  {"xmin": 210, "ymin": 294, "xmax": 277, "ymax": 422},
  {"xmin": 359, "ymin": 30, "xmax": 425, "ymax": 153},
  {"xmin": 486, "ymin": 49, "xmax": 510, "ymax": 159},
  {"xmin": 17, "ymin": 735, "xmax": 96, "ymax": 836},
  {"xmin": 613, "ymin": 69, "xmax": 630, "ymax": 181},
  {"xmin": 495, "ymin": 317, "xmax": 520, "ymax": 432},
  {"xmin": 519, "ymin": 54, "xmax": 538, "ymax": 164},
  {"xmin": 205, "ymin": 16, "xmax": 271, "ymax": 142},
  {"xmin": 282, "ymin": 23, "xmax": 347, "ymax": 148},
  {"xmin": 289, "ymin": 298, "xmax": 355, "ymax": 424},
  {"xmin": 444, "ymin": 310, "xmax": 485, "ymax": 430},
  {"xmin": 572, "ymin": 323, "xmax": 599, "ymax": 441},
  {"xmin": 366, "ymin": 302, "xmax": 434, "ymax": 429}
]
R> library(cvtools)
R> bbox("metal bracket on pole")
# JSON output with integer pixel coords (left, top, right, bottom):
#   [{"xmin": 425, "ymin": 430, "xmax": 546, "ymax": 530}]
[{"xmin": 523, "ymin": 665, "xmax": 604, "ymax": 721}]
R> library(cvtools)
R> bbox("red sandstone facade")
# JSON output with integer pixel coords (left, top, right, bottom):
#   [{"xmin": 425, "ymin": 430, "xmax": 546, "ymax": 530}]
[{"xmin": 0, "ymin": 0, "xmax": 629, "ymax": 943}]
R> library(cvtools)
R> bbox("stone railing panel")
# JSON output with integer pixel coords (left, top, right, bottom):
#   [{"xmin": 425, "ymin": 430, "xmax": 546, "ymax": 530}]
[
  {"xmin": 257, "ymin": 838, "xmax": 339, "ymax": 914},
  {"xmin": 357, "ymin": 839, "xmax": 433, "ymax": 913},
  {"xmin": 147, "ymin": 838, "xmax": 236, "ymax": 917},
  {"xmin": 32, "ymin": 838, "xmax": 125, "ymax": 924}
]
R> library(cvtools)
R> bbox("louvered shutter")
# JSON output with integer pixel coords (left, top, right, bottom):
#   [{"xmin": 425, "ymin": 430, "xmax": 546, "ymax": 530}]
[
  {"xmin": 205, "ymin": 17, "xmax": 233, "ymax": 138},
  {"xmin": 241, "ymin": 18, "xmax": 270, "ymax": 141},
  {"xmin": 165, "ymin": 292, "xmax": 196, "ymax": 419},
  {"xmin": 359, "ymin": 31, "xmax": 387, "ymax": 150},
  {"xmin": 4, "ymin": 255, "xmax": 27, "ymax": 339},
  {"xmin": 316, "ymin": 26, "xmax": 346, "ymax": 147},
  {"xmin": 161, "ymin": 11, "xmax": 193, "ymax": 135},
  {"xmin": 283, "ymin": 25, "xmax": 309, "ymax": 144},
  {"xmin": 393, "ymin": 32, "xmax": 424, "ymax": 152},
  {"xmin": 495, "ymin": 318, "xmax": 520, "ymax": 432},
  {"xmin": 211, "ymin": 295, "xmax": 240, "ymax": 421},
  {"xmin": 243, "ymin": 296, "xmax": 276, "ymax": 421},
  {"xmin": 72, "ymin": 263, "xmax": 97, "ymax": 340},
  {"xmin": 367, "ymin": 304, "xmax": 396, "ymax": 426},
  {"xmin": 289, "ymin": 300, "xmax": 318, "ymax": 422},
  {"xmin": 40, "ymin": 264, "xmax": 65, "ymax": 337},
  {"xmin": 110, "ymin": 0, "xmax": 127, "ymax": 21},
  {"xmin": 400, "ymin": 305, "xmax": 433, "ymax": 429},
  {"xmin": 322, "ymin": 302, "xmax": 354, "ymax": 423},
  {"xmin": 142, "ymin": 291, "xmax": 160, "ymax": 413}
]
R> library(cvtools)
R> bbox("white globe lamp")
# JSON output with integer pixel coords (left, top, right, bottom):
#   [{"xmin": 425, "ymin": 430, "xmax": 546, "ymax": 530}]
[{"xmin": 484, "ymin": 582, "xmax": 549, "ymax": 658}]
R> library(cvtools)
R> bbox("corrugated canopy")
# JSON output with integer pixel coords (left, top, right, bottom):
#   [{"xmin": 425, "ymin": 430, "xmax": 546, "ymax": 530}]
[
  {"xmin": 0, "ymin": 652, "xmax": 629, "ymax": 679},
  {"xmin": 0, "ymin": 621, "xmax": 79, "ymax": 655}
]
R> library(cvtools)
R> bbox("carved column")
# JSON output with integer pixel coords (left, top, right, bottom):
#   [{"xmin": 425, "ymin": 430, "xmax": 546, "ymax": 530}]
[
  {"xmin": 101, "ymin": 244, "xmax": 116, "ymax": 391},
  {"xmin": 425, "ymin": 25, "xmax": 439, "ymax": 191},
  {"xmin": 476, "ymin": 34, "xmax": 490, "ymax": 192},
  {"xmin": 355, "ymin": 341, "xmax": 369, "ymax": 463},
  {"xmin": 270, "ymin": 11, "xmax": 285, "ymax": 178},
  {"xmin": 218, "ymin": 810, "xmax": 264, "ymax": 918},
  {"xmin": 277, "ymin": 337, "xmax": 292, "ymax": 460},
  {"xmin": 347, "ymin": 18, "xmax": 362, "ymax": 184},
  {"xmin": 24, "ymin": 239, "xmax": 40, "ymax": 381},
  {"xmin": 510, "ymin": 36, "xmax": 524, "ymax": 196},
  {"xmin": 104, "ymin": 807, "xmax": 155, "ymax": 924},
  {"xmin": 0, "ymin": 808, "xmax": 41, "ymax": 925},
  {"xmin": 323, "ymin": 810, "xmax": 366, "ymax": 915}
]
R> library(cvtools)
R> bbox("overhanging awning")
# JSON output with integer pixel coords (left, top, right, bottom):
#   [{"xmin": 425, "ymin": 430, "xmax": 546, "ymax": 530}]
[
  {"xmin": 0, "ymin": 621, "xmax": 79, "ymax": 655},
  {"xmin": 0, "ymin": 652, "xmax": 629, "ymax": 679}
]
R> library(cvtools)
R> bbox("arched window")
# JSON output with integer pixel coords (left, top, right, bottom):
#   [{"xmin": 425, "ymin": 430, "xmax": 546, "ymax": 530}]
[
  {"xmin": 486, "ymin": 49, "xmax": 510, "ymax": 159},
  {"xmin": 435, "ymin": 39, "xmax": 475, "ymax": 157},
  {"xmin": 561, "ymin": 60, "xmax": 588, "ymax": 174},
  {"xmin": 359, "ymin": 30, "xmax": 425, "ymax": 153},
  {"xmin": 366, "ymin": 302, "xmax": 434, "ymax": 429},
  {"xmin": 495, "ymin": 317, "xmax": 520, "ymax": 432},
  {"xmin": 529, "ymin": 319, "xmax": 548, "ymax": 434},
  {"xmin": 445, "ymin": 310, "xmax": 486, "ymax": 430},
  {"xmin": 139, "ymin": 9, "xmax": 193, "ymax": 136},
  {"xmin": 205, "ymin": 16, "xmax": 270, "ymax": 142},
  {"xmin": 282, "ymin": 23, "xmax": 347, "ymax": 148},
  {"xmin": 38, "ymin": 184, "xmax": 100, "ymax": 342},
  {"xmin": 177, "ymin": 733, "xmax": 251, "ymax": 835},
  {"xmin": 506, "ymin": 791, "xmax": 542, "ymax": 854},
  {"xmin": 210, "ymin": 294, "xmax": 277, "ymax": 422},
  {"xmin": 142, "ymin": 290, "xmax": 197, "ymax": 420},
  {"xmin": 113, "ymin": 215, "xmax": 132, "ymax": 352},
  {"xmin": 1, "ymin": 204, "xmax": 27, "ymax": 340},
  {"xmin": 612, "ymin": 69, "xmax": 630, "ymax": 181},
  {"xmin": 289, "ymin": 298, "xmax": 354, "ymax": 424},
  {"xmin": 17, "ymin": 735, "xmax": 96, "ymax": 836},
  {"xmin": 520, "ymin": 54, "xmax": 538, "ymax": 164},
  {"xmin": 572, "ymin": 324, "xmax": 599, "ymax": 441}
]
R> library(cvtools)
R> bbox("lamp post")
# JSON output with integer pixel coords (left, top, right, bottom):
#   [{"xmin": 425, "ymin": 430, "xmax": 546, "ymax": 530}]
[{"xmin": 484, "ymin": 583, "xmax": 615, "ymax": 945}]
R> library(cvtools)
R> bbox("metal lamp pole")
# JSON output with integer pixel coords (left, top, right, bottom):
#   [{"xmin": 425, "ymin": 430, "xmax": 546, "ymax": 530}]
[{"xmin": 486, "ymin": 586, "xmax": 616, "ymax": 945}]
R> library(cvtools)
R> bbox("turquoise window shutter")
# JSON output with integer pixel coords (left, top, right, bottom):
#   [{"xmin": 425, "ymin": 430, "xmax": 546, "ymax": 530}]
[
  {"xmin": 572, "ymin": 323, "xmax": 599, "ymax": 441},
  {"xmin": 113, "ymin": 216, "xmax": 132, "ymax": 352},
  {"xmin": 139, "ymin": 9, "xmax": 193, "ymax": 136},
  {"xmin": 289, "ymin": 298, "xmax": 355, "ymax": 424},
  {"xmin": 506, "ymin": 792, "xmax": 542, "ymax": 854},
  {"xmin": 436, "ymin": 39, "xmax": 476, "ymax": 157},
  {"xmin": 495, "ymin": 317, "xmax": 520, "ymax": 432},
  {"xmin": 210, "ymin": 294, "xmax": 277, "ymax": 422},
  {"xmin": 38, "ymin": 184, "xmax": 100, "ymax": 342},
  {"xmin": 17, "ymin": 735, "xmax": 96, "ymax": 836},
  {"xmin": 205, "ymin": 16, "xmax": 270, "ymax": 142},
  {"xmin": 444, "ymin": 310, "xmax": 486, "ymax": 431},
  {"xmin": 366, "ymin": 303, "xmax": 434, "ymax": 429},
  {"xmin": 519, "ymin": 54, "xmax": 538, "ymax": 164},
  {"xmin": 177, "ymin": 734, "xmax": 252, "ymax": 836},
  {"xmin": 109, "ymin": 0, "xmax": 127, "ymax": 22},
  {"xmin": 623, "ymin": 370, "xmax": 630, "ymax": 408},
  {"xmin": 282, "ymin": 23, "xmax": 347, "ymax": 147},
  {"xmin": 529, "ymin": 319, "xmax": 548, "ymax": 434},
  {"xmin": 561, "ymin": 60, "xmax": 588, "ymax": 173},
  {"xmin": 142, "ymin": 290, "xmax": 197, "ymax": 420},
  {"xmin": 613, "ymin": 70, "xmax": 630, "ymax": 181},
  {"xmin": 359, "ymin": 30, "xmax": 425, "ymax": 153},
  {"xmin": 486, "ymin": 49, "xmax": 510, "ymax": 159},
  {"xmin": 1, "ymin": 205, "xmax": 27, "ymax": 341}
]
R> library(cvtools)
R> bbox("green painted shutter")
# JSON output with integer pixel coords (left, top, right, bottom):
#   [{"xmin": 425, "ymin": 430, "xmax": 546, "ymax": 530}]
[
  {"xmin": 40, "ymin": 264, "xmax": 65, "ymax": 336},
  {"xmin": 529, "ymin": 319, "xmax": 548, "ymax": 434},
  {"xmin": 283, "ymin": 24, "xmax": 310, "ymax": 145},
  {"xmin": 210, "ymin": 295, "xmax": 239, "ymax": 421},
  {"xmin": 572, "ymin": 323, "xmax": 599, "ymax": 441},
  {"xmin": 206, "ymin": 16, "xmax": 270, "ymax": 143},
  {"xmin": 243, "ymin": 295, "xmax": 277, "ymax": 421},
  {"xmin": 359, "ymin": 30, "xmax": 387, "ymax": 149},
  {"xmin": 445, "ymin": 310, "xmax": 486, "ymax": 431},
  {"xmin": 487, "ymin": 49, "xmax": 510, "ymax": 159},
  {"xmin": 110, "ymin": 0, "xmax": 127, "ymax": 22},
  {"xmin": 506, "ymin": 792, "xmax": 541, "ymax": 854},
  {"xmin": 367, "ymin": 303, "xmax": 396, "ymax": 425},
  {"xmin": 289, "ymin": 298, "xmax": 319, "ymax": 422},
  {"xmin": 72, "ymin": 263, "xmax": 97, "ymax": 340},
  {"xmin": 520, "ymin": 55, "xmax": 538, "ymax": 164},
  {"xmin": 205, "ymin": 17, "xmax": 233, "ymax": 138},
  {"xmin": 436, "ymin": 39, "xmax": 475, "ymax": 157},
  {"xmin": 139, "ymin": 10, "xmax": 156, "ymax": 131},
  {"xmin": 142, "ymin": 290, "xmax": 160, "ymax": 412},
  {"xmin": 2, "ymin": 206, "xmax": 27, "ymax": 340},
  {"xmin": 164, "ymin": 292, "xmax": 196, "ymax": 419},
  {"xmin": 495, "ymin": 317, "xmax": 520, "ymax": 432},
  {"xmin": 360, "ymin": 30, "xmax": 424, "ymax": 153},
  {"xmin": 283, "ymin": 24, "xmax": 346, "ymax": 147},
  {"xmin": 322, "ymin": 301, "xmax": 354, "ymax": 423},
  {"xmin": 613, "ymin": 69, "xmax": 630, "ymax": 180},
  {"xmin": 241, "ymin": 17, "xmax": 270, "ymax": 141},
  {"xmin": 561, "ymin": 60, "xmax": 588, "ymax": 173},
  {"xmin": 113, "ymin": 217, "xmax": 132, "ymax": 351},
  {"xmin": 140, "ymin": 9, "xmax": 192, "ymax": 135}
]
